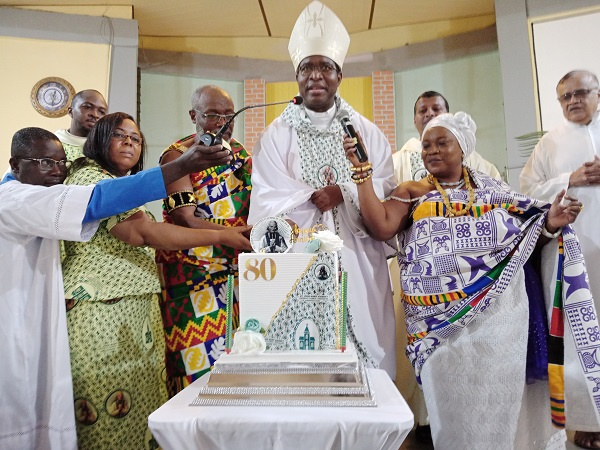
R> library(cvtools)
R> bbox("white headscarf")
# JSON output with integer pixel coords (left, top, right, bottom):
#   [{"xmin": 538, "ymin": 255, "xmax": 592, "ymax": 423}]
[{"xmin": 421, "ymin": 111, "xmax": 477, "ymax": 159}]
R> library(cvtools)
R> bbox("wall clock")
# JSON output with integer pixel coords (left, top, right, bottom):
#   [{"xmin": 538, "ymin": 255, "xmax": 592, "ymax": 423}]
[{"xmin": 31, "ymin": 77, "xmax": 76, "ymax": 118}]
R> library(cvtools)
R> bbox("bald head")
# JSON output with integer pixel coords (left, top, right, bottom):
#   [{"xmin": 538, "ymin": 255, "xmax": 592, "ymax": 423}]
[
  {"xmin": 189, "ymin": 85, "xmax": 236, "ymax": 142},
  {"xmin": 556, "ymin": 70, "xmax": 600, "ymax": 125}
]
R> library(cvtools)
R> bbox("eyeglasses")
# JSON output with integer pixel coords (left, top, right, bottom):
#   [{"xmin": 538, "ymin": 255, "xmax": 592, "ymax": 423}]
[
  {"xmin": 112, "ymin": 131, "xmax": 142, "ymax": 145},
  {"xmin": 195, "ymin": 111, "xmax": 236, "ymax": 123},
  {"xmin": 297, "ymin": 63, "xmax": 337, "ymax": 77},
  {"xmin": 557, "ymin": 88, "xmax": 598, "ymax": 103},
  {"xmin": 21, "ymin": 157, "xmax": 71, "ymax": 171}
]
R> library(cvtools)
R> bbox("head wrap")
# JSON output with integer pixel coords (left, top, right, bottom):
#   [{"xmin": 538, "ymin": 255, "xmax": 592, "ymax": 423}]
[
  {"xmin": 422, "ymin": 111, "xmax": 477, "ymax": 159},
  {"xmin": 288, "ymin": 1, "xmax": 350, "ymax": 71}
]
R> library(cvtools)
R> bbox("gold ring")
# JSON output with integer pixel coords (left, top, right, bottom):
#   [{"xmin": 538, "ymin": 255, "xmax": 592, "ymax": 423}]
[{"xmin": 581, "ymin": 203, "xmax": 584, "ymax": 211}]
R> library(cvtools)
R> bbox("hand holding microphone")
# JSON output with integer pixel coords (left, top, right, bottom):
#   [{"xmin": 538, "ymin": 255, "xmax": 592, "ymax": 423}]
[{"xmin": 337, "ymin": 110, "xmax": 368, "ymax": 163}]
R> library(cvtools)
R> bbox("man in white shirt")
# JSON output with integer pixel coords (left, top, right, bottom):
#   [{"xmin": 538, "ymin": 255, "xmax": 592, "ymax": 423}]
[
  {"xmin": 520, "ymin": 69, "xmax": 600, "ymax": 450},
  {"xmin": 248, "ymin": 1, "xmax": 396, "ymax": 378},
  {"xmin": 55, "ymin": 89, "xmax": 108, "ymax": 161},
  {"xmin": 0, "ymin": 127, "xmax": 232, "ymax": 449},
  {"xmin": 393, "ymin": 91, "xmax": 501, "ymax": 184}
]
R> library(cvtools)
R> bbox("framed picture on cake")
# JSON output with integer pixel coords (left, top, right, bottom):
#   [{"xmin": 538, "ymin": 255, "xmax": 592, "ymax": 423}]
[{"xmin": 250, "ymin": 217, "xmax": 293, "ymax": 254}]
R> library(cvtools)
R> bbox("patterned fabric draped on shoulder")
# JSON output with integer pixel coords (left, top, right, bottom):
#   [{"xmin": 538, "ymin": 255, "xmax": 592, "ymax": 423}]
[{"xmin": 398, "ymin": 169, "xmax": 599, "ymax": 429}]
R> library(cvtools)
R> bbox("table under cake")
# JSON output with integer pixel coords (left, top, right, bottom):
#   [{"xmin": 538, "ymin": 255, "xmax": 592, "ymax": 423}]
[{"xmin": 148, "ymin": 368, "xmax": 413, "ymax": 450}]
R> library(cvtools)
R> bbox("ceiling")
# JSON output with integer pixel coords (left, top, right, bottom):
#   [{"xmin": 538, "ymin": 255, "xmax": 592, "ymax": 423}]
[{"xmin": 3, "ymin": 0, "xmax": 496, "ymax": 62}]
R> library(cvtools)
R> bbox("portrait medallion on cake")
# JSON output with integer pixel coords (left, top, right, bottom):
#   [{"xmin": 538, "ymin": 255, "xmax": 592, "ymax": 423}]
[
  {"xmin": 30, "ymin": 76, "xmax": 75, "ymax": 118},
  {"xmin": 250, "ymin": 217, "xmax": 293, "ymax": 254}
]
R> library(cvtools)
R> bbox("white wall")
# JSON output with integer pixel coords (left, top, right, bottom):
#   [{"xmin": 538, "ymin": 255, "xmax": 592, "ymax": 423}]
[
  {"xmin": 495, "ymin": 0, "xmax": 600, "ymax": 188},
  {"xmin": 533, "ymin": 9, "xmax": 600, "ymax": 131},
  {"xmin": 139, "ymin": 72, "xmax": 244, "ymax": 220},
  {"xmin": 394, "ymin": 51, "xmax": 507, "ymax": 179}
]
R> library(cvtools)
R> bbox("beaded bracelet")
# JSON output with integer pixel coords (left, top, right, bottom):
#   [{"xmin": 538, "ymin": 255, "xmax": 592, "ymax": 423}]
[
  {"xmin": 351, "ymin": 171, "xmax": 373, "ymax": 184},
  {"xmin": 350, "ymin": 163, "xmax": 372, "ymax": 173},
  {"xmin": 351, "ymin": 169, "xmax": 373, "ymax": 181},
  {"xmin": 164, "ymin": 190, "xmax": 196, "ymax": 214},
  {"xmin": 387, "ymin": 195, "xmax": 419, "ymax": 203},
  {"xmin": 540, "ymin": 224, "xmax": 562, "ymax": 239},
  {"xmin": 352, "ymin": 174, "xmax": 372, "ymax": 184}
]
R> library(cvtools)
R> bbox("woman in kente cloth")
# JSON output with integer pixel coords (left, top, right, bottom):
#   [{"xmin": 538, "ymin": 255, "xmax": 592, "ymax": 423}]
[{"xmin": 344, "ymin": 111, "xmax": 600, "ymax": 449}]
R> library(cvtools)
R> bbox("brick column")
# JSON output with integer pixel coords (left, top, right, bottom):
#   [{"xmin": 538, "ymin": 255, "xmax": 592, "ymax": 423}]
[
  {"xmin": 244, "ymin": 79, "xmax": 266, "ymax": 152},
  {"xmin": 372, "ymin": 71, "xmax": 396, "ymax": 153}
]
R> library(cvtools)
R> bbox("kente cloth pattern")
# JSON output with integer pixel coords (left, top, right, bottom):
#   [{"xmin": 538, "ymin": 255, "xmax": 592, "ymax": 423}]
[
  {"xmin": 67, "ymin": 293, "xmax": 167, "ymax": 449},
  {"xmin": 280, "ymin": 98, "xmax": 376, "ymax": 369},
  {"xmin": 399, "ymin": 169, "xmax": 600, "ymax": 428},
  {"xmin": 156, "ymin": 136, "xmax": 251, "ymax": 397}
]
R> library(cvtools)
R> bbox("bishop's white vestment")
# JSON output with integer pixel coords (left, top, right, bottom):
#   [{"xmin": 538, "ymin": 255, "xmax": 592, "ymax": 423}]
[{"xmin": 248, "ymin": 99, "xmax": 397, "ymax": 378}]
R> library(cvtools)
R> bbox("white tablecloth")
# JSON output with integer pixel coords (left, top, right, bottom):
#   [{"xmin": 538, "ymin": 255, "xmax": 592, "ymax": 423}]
[{"xmin": 148, "ymin": 368, "xmax": 413, "ymax": 450}]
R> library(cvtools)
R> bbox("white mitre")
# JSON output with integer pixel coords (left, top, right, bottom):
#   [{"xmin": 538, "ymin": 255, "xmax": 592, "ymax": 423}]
[{"xmin": 288, "ymin": 0, "xmax": 350, "ymax": 71}]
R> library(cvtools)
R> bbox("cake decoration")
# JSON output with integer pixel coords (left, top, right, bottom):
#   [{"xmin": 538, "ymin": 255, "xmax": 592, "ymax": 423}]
[
  {"xmin": 305, "ymin": 229, "xmax": 344, "ymax": 253},
  {"xmin": 250, "ymin": 216, "xmax": 293, "ymax": 254},
  {"xmin": 193, "ymin": 220, "xmax": 376, "ymax": 407},
  {"xmin": 225, "ymin": 274, "xmax": 234, "ymax": 354}
]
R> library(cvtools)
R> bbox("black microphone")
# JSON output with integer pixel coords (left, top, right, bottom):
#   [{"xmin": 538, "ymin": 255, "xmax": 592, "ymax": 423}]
[
  {"xmin": 337, "ymin": 110, "xmax": 368, "ymax": 162},
  {"xmin": 199, "ymin": 96, "xmax": 303, "ymax": 147}
]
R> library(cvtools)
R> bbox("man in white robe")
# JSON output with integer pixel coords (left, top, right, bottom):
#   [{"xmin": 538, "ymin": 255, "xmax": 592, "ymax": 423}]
[
  {"xmin": 521, "ymin": 69, "xmax": 600, "ymax": 449},
  {"xmin": 393, "ymin": 91, "xmax": 501, "ymax": 184},
  {"xmin": 0, "ymin": 127, "xmax": 233, "ymax": 449},
  {"xmin": 248, "ymin": 1, "xmax": 396, "ymax": 377}
]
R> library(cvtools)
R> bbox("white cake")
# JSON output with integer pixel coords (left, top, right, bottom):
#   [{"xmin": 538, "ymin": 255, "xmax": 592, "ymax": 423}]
[
  {"xmin": 191, "ymin": 250, "xmax": 375, "ymax": 406},
  {"xmin": 237, "ymin": 251, "xmax": 343, "ymax": 352}
]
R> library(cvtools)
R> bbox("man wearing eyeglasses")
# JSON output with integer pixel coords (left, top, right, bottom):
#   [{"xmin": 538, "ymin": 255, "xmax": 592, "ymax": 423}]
[
  {"xmin": 55, "ymin": 89, "xmax": 108, "ymax": 161},
  {"xmin": 248, "ymin": 2, "xmax": 396, "ymax": 379},
  {"xmin": 0, "ymin": 126, "xmax": 233, "ymax": 449},
  {"xmin": 156, "ymin": 84, "xmax": 252, "ymax": 397},
  {"xmin": 521, "ymin": 69, "xmax": 600, "ymax": 450}
]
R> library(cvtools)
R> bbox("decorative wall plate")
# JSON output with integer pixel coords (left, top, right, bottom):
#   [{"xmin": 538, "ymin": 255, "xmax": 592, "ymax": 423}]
[{"xmin": 31, "ymin": 77, "xmax": 75, "ymax": 118}]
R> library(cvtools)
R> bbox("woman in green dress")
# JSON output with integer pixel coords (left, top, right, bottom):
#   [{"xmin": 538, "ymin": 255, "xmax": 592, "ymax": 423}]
[{"xmin": 61, "ymin": 112, "xmax": 251, "ymax": 448}]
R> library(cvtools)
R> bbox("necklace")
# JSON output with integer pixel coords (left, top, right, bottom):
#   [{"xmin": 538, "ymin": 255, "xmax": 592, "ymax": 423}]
[
  {"xmin": 430, "ymin": 167, "xmax": 474, "ymax": 217},
  {"xmin": 426, "ymin": 173, "xmax": 464, "ymax": 187}
]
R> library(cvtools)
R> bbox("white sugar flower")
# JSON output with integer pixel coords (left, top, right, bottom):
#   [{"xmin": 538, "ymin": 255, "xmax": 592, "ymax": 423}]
[
  {"xmin": 312, "ymin": 230, "xmax": 343, "ymax": 252},
  {"xmin": 231, "ymin": 330, "xmax": 266, "ymax": 355}
]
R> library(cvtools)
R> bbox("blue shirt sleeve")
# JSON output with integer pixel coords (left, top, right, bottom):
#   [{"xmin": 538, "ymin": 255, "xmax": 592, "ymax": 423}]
[
  {"xmin": 0, "ymin": 171, "xmax": 16, "ymax": 185},
  {"xmin": 82, "ymin": 167, "xmax": 167, "ymax": 223}
]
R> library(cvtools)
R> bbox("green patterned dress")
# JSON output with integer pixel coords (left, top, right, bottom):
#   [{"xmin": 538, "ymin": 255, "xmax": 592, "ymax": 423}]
[{"xmin": 62, "ymin": 160, "xmax": 167, "ymax": 449}]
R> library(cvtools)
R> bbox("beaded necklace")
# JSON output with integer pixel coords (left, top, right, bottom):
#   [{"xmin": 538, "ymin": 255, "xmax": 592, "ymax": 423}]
[
  {"xmin": 426, "ymin": 173, "xmax": 464, "ymax": 188},
  {"xmin": 430, "ymin": 166, "xmax": 474, "ymax": 217}
]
